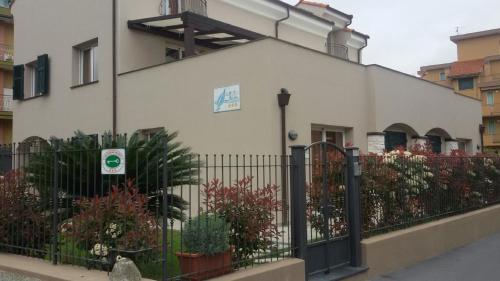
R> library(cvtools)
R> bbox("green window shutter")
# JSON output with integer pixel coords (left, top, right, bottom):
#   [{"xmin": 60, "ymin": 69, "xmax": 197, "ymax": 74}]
[
  {"xmin": 13, "ymin": 64, "xmax": 24, "ymax": 100},
  {"xmin": 36, "ymin": 54, "xmax": 49, "ymax": 95}
]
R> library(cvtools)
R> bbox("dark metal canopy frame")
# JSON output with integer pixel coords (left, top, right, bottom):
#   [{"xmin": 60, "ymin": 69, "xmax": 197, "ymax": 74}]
[{"xmin": 128, "ymin": 11, "xmax": 264, "ymax": 57}]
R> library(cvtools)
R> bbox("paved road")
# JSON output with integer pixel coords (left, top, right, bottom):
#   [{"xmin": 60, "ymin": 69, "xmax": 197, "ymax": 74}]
[{"xmin": 372, "ymin": 232, "xmax": 500, "ymax": 281}]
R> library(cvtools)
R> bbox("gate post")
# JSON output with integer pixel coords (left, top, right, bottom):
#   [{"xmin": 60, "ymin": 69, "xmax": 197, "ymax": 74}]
[
  {"xmin": 161, "ymin": 137, "xmax": 169, "ymax": 281},
  {"xmin": 290, "ymin": 146, "xmax": 308, "ymax": 265},
  {"xmin": 51, "ymin": 141, "xmax": 60, "ymax": 265},
  {"xmin": 346, "ymin": 147, "xmax": 362, "ymax": 267}
]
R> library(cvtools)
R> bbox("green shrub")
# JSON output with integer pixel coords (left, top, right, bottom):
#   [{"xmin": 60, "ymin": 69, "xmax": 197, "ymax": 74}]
[{"xmin": 183, "ymin": 214, "xmax": 230, "ymax": 256}]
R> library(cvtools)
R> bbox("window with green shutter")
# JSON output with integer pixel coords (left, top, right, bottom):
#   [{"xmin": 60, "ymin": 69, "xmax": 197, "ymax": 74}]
[
  {"xmin": 36, "ymin": 54, "xmax": 49, "ymax": 95},
  {"xmin": 13, "ymin": 64, "xmax": 24, "ymax": 100}
]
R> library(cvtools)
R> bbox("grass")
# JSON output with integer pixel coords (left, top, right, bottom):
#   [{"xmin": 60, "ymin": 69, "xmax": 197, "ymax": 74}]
[{"xmin": 137, "ymin": 230, "xmax": 182, "ymax": 281}]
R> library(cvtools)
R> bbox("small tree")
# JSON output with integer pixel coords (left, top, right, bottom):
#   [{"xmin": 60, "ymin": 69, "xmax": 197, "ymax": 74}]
[{"xmin": 25, "ymin": 129, "xmax": 197, "ymax": 221}]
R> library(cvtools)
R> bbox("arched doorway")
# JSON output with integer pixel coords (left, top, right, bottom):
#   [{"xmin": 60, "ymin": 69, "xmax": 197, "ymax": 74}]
[{"xmin": 384, "ymin": 123, "xmax": 419, "ymax": 151}]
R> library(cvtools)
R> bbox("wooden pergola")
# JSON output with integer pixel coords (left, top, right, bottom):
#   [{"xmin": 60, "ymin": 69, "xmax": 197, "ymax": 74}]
[{"xmin": 128, "ymin": 12, "xmax": 264, "ymax": 57}]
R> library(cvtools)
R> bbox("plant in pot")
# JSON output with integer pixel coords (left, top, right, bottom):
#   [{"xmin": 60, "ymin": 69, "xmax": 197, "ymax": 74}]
[{"xmin": 176, "ymin": 214, "xmax": 232, "ymax": 281}]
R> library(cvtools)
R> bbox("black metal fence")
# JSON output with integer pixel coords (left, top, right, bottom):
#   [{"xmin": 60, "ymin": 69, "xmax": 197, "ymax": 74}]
[
  {"xmin": 3, "ymin": 134, "xmax": 500, "ymax": 280},
  {"xmin": 360, "ymin": 152, "xmax": 500, "ymax": 237},
  {"xmin": 0, "ymin": 135, "xmax": 293, "ymax": 281}
]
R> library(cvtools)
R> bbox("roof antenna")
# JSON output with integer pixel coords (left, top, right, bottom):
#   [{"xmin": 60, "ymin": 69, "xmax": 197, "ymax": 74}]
[{"xmin": 455, "ymin": 26, "xmax": 463, "ymax": 35}]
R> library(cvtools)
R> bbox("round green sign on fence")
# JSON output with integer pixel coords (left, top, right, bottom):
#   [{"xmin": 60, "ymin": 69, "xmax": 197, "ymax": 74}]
[
  {"xmin": 101, "ymin": 149, "xmax": 126, "ymax": 175},
  {"xmin": 105, "ymin": 155, "xmax": 121, "ymax": 168}
]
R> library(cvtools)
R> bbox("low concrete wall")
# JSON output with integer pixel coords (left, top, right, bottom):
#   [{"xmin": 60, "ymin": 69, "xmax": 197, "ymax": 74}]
[
  {"xmin": 210, "ymin": 259, "xmax": 305, "ymax": 281},
  {"xmin": 347, "ymin": 204, "xmax": 500, "ymax": 281},
  {"xmin": 0, "ymin": 253, "xmax": 155, "ymax": 281}
]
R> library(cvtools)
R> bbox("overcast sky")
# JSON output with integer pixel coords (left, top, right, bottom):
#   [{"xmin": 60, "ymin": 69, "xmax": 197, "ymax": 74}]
[{"xmin": 282, "ymin": 0, "xmax": 500, "ymax": 76}]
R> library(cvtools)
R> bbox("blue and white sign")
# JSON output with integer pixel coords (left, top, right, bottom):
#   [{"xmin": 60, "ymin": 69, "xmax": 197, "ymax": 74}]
[{"xmin": 214, "ymin": 85, "xmax": 241, "ymax": 113}]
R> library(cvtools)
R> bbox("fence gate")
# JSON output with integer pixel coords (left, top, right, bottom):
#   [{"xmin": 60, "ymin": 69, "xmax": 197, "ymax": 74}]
[{"xmin": 290, "ymin": 142, "xmax": 362, "ymax": 279}]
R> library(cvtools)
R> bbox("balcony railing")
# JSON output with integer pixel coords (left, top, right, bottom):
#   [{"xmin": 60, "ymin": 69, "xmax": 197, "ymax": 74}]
[
  {"xmin": 0, "ymin": 44, "xmax": 13, "ymax": 63},
  {"xmin": 480, "ymin": 74, "xmax": 500, "ymax": 83},
  {"xmin": 166, "ymin": 0, "xmax": 207, "ymax": 16},
  {"xmin": 1, "ymin": 93, "xmax": 12, "ymax": 112}
]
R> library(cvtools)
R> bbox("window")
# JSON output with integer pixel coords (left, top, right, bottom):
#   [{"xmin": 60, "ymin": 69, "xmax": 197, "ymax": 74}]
[
  {"xmin": 13, "ymin": 54, "xmax": 49, "ymax": 100},
  {"xmin": 139, "ymin": 127, "xmax": 164, "ymax": 141},
  {"xmin": 25, "ymin": 61, "xmax": 37, "ymax": 98},
  {"xmin": 73, "ymin": 39, "xmax": 98, "ymax": 86},
  {"xmin": 439, "ymin": 72, "xmax": 446, "ymax": 81},
  {"xmin": 385, "ymin": 131, "xmax": 407, "ymax": 151},
  {"xmin": 487, "ymin": 119, "xmax": 496, "ymax": 135},
  {"xmin": 165, "ymin": 47, "xmax": 184, "ymax": 63},
  {"xmin": 311, "ymin": 129, "xmax": 344, "ymax": 146},
  {"xmin": 486, "ymin": 91, "xmax": 495, "ymax": 105},
  {"xmin": 458, "ymin": 77, "xmax": 474, "ymax": 90},
  {"xmin": 427, "ymin": 135, "xmax": 442, "ymax": 154}
]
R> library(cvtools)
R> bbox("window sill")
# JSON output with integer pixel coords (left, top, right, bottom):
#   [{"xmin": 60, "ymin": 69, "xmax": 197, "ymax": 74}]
[
  {"xmin": 21, "ymin": 94, "xmax": 46, "ymax": 101},
  {"xmin": 71, "ymin": 80, "xmax": 99, "ymax": 89}
]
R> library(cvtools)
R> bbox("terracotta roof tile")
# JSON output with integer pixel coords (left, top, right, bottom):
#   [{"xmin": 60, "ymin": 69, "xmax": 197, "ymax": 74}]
[{"xmin": 448, "ymin": 59, "xmax": 484, "ymax": 77}]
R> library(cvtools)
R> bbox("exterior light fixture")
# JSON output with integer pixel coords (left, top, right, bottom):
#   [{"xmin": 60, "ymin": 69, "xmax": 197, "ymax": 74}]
[
  {"xmin": 277, "ymin": 88, "xmax": 291, "ymax": 107},
  {"xmin": 288, "ymin": 130, "xmax": 298, "ymax": 141}
]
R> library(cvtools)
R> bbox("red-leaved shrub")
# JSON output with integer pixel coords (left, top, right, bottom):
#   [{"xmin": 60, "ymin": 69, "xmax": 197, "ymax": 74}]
[
  {"xmin": 203, "ymin": 177, "xmax": 282, "ymax": 264},
  {"xmin": 65, "ymin": 180, "xmax": 158, "ymax": 257}
]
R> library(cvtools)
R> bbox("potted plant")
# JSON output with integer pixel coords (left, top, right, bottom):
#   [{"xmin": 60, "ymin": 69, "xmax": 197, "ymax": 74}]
[{"xmin": 176, "ymin": 214, "xmax": 232, "ymax": 281}]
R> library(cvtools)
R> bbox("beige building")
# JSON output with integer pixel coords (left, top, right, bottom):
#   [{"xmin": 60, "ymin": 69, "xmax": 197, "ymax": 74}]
[
  {"xmin": 10, "ymin": 0, "xmax": 481, "ymax": 155},
  {"xmin": 0, "ymin": 2, "xmax": 12, "ymax": 144},
  {"xmin": 419, "ymin": 28, "xmax": 500, "ymax": 151}
]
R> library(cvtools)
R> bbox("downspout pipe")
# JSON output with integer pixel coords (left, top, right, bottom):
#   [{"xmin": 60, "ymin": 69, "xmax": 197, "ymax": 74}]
[
  {"xmin": 278, "ymin": 88, "xmax": 291, "ymax": 224},
  {"xmin": 275, "ymin": 6, "xmax": 290, "ymax": 38},
  {"xmin": 357, "ymin": 38, "xmax": 367, "ymax": 64},
  {"xmin": 112, "ymin": 0, "xmax": 118, "ymax": 140}
]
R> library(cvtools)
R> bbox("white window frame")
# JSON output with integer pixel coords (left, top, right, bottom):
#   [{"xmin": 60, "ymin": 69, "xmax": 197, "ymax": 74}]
[
  {"xmin": 312, "ymin": 127, "xmax": 346, "ymax": 147},
  {"xmin": 79, "ymin": 45, "xmax": 97, "ymax": 84},
  {"xmin": 487, "ymin": 91, "xmax": 495, "ymax": 106},
  {"xmin": 25, "ymin": 61, "xmax": 37, "ymax": 98}
]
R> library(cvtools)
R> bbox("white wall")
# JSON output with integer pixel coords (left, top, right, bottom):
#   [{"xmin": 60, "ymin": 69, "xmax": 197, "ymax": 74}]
[{"xmin": 12, "ymin": 0, "xmax": 114, "ymax": 142}]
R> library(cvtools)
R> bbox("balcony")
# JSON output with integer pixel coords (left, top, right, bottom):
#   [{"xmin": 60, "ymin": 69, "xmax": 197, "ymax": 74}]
[
  {"xmin": 479, "ymin": 74, "xmax": 500, "ymax": 89},
  {"xmin": 0, "ymin": 92, "xmax": 12, "ymax": 112},
  {"xmin": 165, "ymin": 0, "xmax": 207, "ymax": 16},
  {"xmin": 0, "ymin": 43, "xmax": 13, "ymax": 69}
]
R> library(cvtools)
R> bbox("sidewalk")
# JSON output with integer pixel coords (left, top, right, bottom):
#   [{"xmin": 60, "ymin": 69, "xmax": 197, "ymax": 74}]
[
  {"xmin": 0, "ymin": 254, "xmax": 155, "ymax": 281},
  {"xmin": 371, "ymin": 232, "xmax": 500, "ymax": 281}
]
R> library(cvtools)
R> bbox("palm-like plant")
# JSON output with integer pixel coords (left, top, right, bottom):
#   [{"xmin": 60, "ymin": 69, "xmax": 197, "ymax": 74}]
[{"xmin": 25, "ymin": 129, "xmax": 197, "ymax": 221}]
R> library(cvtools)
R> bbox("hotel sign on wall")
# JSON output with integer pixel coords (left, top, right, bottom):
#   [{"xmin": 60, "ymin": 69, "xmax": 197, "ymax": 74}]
[
  {"xmin": 213, "ymin": 84, "xmax": 241, "ymax": 113},
  {"xmin": 101, "ymin": 149, "xmax": 126, "ymax": 175}
]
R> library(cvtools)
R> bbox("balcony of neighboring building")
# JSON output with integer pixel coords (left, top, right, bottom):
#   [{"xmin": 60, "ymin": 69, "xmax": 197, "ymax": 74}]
[
  {"xmin": 0, "ymin": 43, "xmax": 13, "ymax": 70},
  {"xmin": 483, "ymin": 117, "xmax": 500, "ymax": 147},
  {"xmin": 482, "ymin": 87, "xmax": 500, "ymax": 115},
  {"xmin": 163, "ymin": 0, "xmax": 207, "ymax": 17},
  {"xmin": 0, "ymin": 90, "xmax": 12, "ymax": 123}
]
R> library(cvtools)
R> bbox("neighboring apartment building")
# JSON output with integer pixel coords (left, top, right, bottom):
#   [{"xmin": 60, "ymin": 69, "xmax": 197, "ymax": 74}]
[
  {"xmin": 10, "ymin": 0, "xmax": 481, "ymax": 156},
  {"xmin": 419, "ymin": 28, "xmax": 500, "ymax": 151},
  {"xmin": 0, "ymin": 0, "xmax": 12, "ymax": 144}
]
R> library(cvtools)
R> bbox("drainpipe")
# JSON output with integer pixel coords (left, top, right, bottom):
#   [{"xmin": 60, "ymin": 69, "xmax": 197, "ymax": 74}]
[
  {"xmin": 112, "ymin": 0, "xmax": 118, "ymax": 139},
  {"xmin": 357, "ymin": 39, "xmax": 367, "ymax": 64},
  {"xmin": 327, "ymin": 27, "xmax": 335, "ymax": 55},
  {"xmin": 479, "ymin": 124, "xmax": 485, "ymax": 153},
  {"xmin": 275, "ymin": 6, "xmax": 290, "ymax": 38},
  {"xmin": 278, "ymin": 88, "xmax": 291, "ymax": 224}
]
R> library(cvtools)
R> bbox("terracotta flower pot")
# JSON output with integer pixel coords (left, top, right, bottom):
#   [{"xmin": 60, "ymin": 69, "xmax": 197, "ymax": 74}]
[{"xmin": 176, "ymin": 248, "xmax": 232, "ymax": 281}]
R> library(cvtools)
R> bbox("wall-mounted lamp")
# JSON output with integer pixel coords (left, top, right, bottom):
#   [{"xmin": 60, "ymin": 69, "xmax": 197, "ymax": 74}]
[
  {"xmin": 288, "ymin": 130, "xmax": 298, "ymax": 141},
  {"xmin": 277, "ymin": 88, "xmax": 291, "ymax": 107}
]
